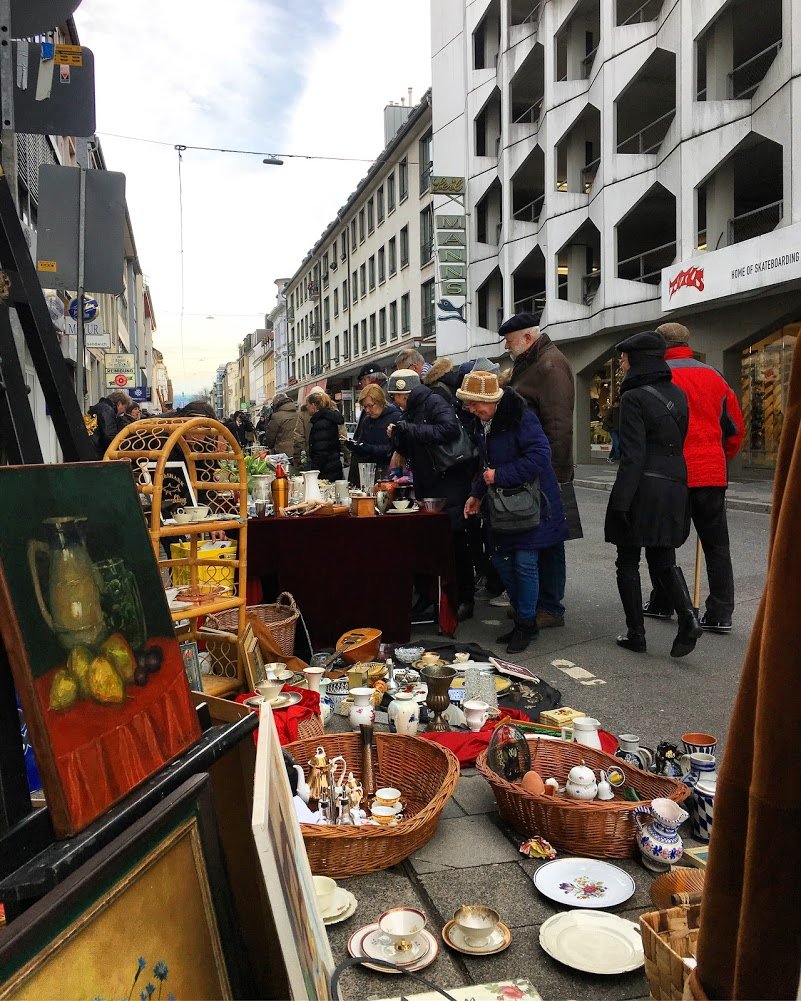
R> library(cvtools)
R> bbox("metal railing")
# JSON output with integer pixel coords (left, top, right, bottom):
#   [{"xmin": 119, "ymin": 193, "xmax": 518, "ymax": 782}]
[
  {"xmin": 511, "ymin": 2, "xmax": 543, "ymax": 28},
  {"xmin": 727, "ymin": 199, "xmax": 783, "ymax": 245},
  {"xmin": 420, "ymin": 239, "xmax": 434, "ymax": 265},
  {"xmin": 619, "ymin": 0, "xmax": 663, "ymax": 26},
  {"xmin": 310, "ymin": 324, "xmax": 321, "ymax": 341},
  {"xmin": 581, "ymin": 157, "xmax": 600, "ymax": 194},
  {"xmin": 728, "ymin": 40, "xmax": 781, "ymax": 100},
  {"xmin": 512, "ymin": 98, "xmax": 543, "ymax": 125},
  {"xmin": 514, "ymin": 292, "xmax": 546, "ymax": 314},
  {"xmin": 582, "ymin": 272, "xmax": 601, "ymax": 305},
  {"xmin": 618, "ymin": 240, "xmax": 677, "ymax": 284},
  {"xmin": 581, "ymin": 46, "xmax": 599, "ymax": 79},
  {"xmin": 617, "ymin": 108, "xmax": 675, "ymax": 154},
  {"xmin": 513, "ymin": 193, "xmax": 545, "ymax": 224}
]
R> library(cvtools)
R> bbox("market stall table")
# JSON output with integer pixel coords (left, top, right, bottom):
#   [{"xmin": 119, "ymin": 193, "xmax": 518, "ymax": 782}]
[{"xmin": 246, "ymin": 511, "xmax": 457, "ymax": 646}]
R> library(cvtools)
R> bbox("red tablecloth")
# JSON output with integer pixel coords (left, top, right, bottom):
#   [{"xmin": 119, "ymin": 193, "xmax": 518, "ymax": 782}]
[
  {"xmin": 246, "ymin": 511, "xmax": 457, "ymax": 646},
  {"xmin": 235, "ymin": 686, "xmax": 320, "ymax": 745}
]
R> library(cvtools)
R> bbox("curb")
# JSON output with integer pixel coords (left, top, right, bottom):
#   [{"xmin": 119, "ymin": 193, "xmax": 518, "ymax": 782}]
[{"xmin": 574, "ymin": 480, "xmax": 771, "ymax": 515}]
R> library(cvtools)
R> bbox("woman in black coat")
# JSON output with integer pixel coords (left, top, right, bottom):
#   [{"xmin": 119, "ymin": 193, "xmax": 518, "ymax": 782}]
[
  {"xmin": 604, "ymin": 331, "xmax": 701, "ymax": 658},
  {"xmin": 347, "ymin": 383, "xmax": 401, "ymax": 486},
  {"xmin": 306, "ymin": 390, "xmax": 345, "ymax": 480}
]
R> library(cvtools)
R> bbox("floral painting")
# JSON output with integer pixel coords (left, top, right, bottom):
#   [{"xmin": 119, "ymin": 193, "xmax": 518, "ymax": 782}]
[{"xmin": 559, "ymin": 875, "xmax": 607, "ymax": 900}]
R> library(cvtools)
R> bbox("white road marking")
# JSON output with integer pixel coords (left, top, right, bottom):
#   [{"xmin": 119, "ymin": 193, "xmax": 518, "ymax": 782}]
[{"xmin": 551, "ymin": 659, "xmax": 607, "ymax": 686}]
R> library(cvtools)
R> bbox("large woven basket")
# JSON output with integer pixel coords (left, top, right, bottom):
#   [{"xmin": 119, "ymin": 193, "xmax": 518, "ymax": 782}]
[
  {"xmin": 207, "ymin": 592, "xmax": 299, "ymax": 656},
  {"xmin": 476, "ymin": 737, "xmax": 690, "ymax": 858},
  {"xmin": 283, "ymin": 732, "xmax": 459, "ymax": 878},
  {"xmin": 640, "ymin": 904, "xmax": 701, "ymax": 1000}
]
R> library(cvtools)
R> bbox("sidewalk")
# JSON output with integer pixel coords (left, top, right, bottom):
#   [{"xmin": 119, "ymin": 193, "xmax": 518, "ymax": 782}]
[{"xmin": 574, "ymin": 463, "xmax": 773, "ymax": 514}]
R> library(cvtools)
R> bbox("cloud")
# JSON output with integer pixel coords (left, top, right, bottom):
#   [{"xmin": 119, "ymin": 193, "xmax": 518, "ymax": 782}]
[{"xmin": 75, "ymin": 0, "xmax": 431, "ymax": 396}]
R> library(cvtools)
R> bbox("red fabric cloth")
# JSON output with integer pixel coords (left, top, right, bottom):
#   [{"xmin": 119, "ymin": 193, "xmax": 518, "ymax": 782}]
[
  {"xmin": 665, "ymin": 345, "xmax": 744, "ymax": 487},
  {"xmin": 235, "ymin": 685, "xmax": 320, "ymax": 745}
]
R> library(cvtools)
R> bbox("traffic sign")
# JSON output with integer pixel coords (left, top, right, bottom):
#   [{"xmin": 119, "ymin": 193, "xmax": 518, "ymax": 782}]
[{"xmin": 68, "ymin": 295, "xmax": 98, "ymax": 321}]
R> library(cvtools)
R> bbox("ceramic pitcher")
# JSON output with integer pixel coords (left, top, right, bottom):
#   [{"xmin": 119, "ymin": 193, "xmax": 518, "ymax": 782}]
[
  {"xmin": 302, "ymin": 469, "xmax": 322, "ymax": 502},
  {"xmin": 633, "ymin": 798, "xmax": 689, "ymax": 870},
  {"xmin": 561, "ymin": 716, "xmax": 602, "ymax": 750}
]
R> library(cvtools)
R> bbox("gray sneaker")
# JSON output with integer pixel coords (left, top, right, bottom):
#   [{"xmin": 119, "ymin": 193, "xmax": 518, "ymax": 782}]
[{"xmin": 489, "ymin": 591, "xmax": 511, "ymax": 607}]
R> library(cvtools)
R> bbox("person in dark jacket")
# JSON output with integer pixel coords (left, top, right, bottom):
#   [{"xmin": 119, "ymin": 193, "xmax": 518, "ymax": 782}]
[
  {"xmin": 264, "ymin": 394, "xmax": 298, "ymax": 457},
  {"xmin": 117, "ymin": 401, "xmax": 141, "ymax": 432},
  {"xmin": 388, "ymin": 369, "xmax": 477, "ymax": 620},
  {"xmin": 88, "ymin": 390, "xmax": 131, "ymax": 455},
  {"xmin": 224, "ymin": 410, "xmax": 254, "ymax": 448},
  {"xmin": 604, "ymin": 330, "xmax": 701, "ymax": 658},
  {"xmin": 461, "ymin": 373, "xmax": 567, "ymax": 654},
  {"xmin": 347, "ymin": 383, "xmax": 400, "ymax": 485},
  {"xmin": 306, "ymin": 389, "xmax": 346, "ymax": 480}
]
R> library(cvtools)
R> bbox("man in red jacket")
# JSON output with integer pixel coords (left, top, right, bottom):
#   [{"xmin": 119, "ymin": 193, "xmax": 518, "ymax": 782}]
[{"xmin": 643, "ymin": 322, "xmax": 744, "ymax": 632}]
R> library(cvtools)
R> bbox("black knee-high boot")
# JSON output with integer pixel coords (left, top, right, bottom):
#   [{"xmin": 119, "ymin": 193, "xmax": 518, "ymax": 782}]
[
  {"xmin": 616, "ymin": 573, "xmax": 647, "ymax": 653},
  {"xmin": 659, "ymin": 566, "xmax": 702, "ymax": 658}
]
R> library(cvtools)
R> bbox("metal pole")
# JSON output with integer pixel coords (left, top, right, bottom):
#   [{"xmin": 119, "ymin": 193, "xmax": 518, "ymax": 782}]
[
  {"xmin": 0, "ymin": 0, "xmax": 18, "ymax": 211},
  {"xmin": 76, "ymin": 166, "xmax": 86, "ymax": 404}
]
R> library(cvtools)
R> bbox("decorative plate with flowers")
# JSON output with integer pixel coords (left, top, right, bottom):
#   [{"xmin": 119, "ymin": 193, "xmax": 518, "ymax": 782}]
[{"xmin": 558, "ymin": 875, "xmax": 607, "ymax": 900}]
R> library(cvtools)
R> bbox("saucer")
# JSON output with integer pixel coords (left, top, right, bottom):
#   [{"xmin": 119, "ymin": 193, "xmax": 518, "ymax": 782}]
[
  {"xmin": 243, "ymin": 691, "xmax": 303, "ymax": 710},
  {"xmin": 442, "ymin": 919, "xmax": 512, "ymax": 956},
  {"xmin": 348, "ymin": 924, "xmax": 438, "ymax": 973},
  {"xmin": 322, "ymin": 887, "xmax": 358, "ymax": 923},
  {"xmin": 388, "ymin": 504, "xmax": 420, "ymax": 514}
]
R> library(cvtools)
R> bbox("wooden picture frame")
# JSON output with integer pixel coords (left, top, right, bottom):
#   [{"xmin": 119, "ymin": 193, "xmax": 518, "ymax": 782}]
[
  {"xmin": 0, "ymin": 462, "xmax": 202, "ymax": 837},
  {"xmin": 180, "ymin": 639, "xmax": 204, "ymax": 692},
  {"xmin": 252, "ymin": 704, "xmax": 334, "ymax": 1000},
  {"xmin": 242, "ymin": 622, "xmax": 266, "ymax": 689},
  {"xmin": 0, "ymin": 774, "xmax": 251, "ymax": 999},
  {"xmin": 143, "ymin": 459, "xmax": 197, "ymax": 521}
]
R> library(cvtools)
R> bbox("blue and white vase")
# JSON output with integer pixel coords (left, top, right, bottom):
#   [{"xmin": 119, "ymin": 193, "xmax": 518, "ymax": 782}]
[
  {"xmin": 388, "ymin": 690, "xmax": 418, "ymax": 735},
  {"xmin": 690, "ymin": 780, "xmax": 716, "ymax": 843}
]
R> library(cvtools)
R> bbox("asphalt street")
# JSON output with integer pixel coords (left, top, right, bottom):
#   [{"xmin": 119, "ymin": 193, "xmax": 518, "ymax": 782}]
[{"xmin": 421, "ymin": 486, "xmax": 771, "ymax": 757}]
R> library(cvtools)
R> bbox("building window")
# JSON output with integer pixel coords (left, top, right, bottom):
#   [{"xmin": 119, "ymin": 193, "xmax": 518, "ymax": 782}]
[
  {"xmin": 352, "ymin": 270, "xmax": 358, "ymax": 303},
  {"xmin": 340, "ymin": 232, "xmax": 347, "ymax": 260},
  {"xmin": 377, "ymin": 185, "xmax": 385, "ymax": 224},
  {"xmin": 334, "ymin": 335, "xmax": 340, "ymax": 362},
  {"xmin": 351, "ymin": 219, "xmax": 357, "ymax": 247},
  {"xmin": 325, "ymin": 341, "xmax": 331, "ymax": 365},
  {"xmin": 359, "ymin": 209, "xmax": 365, "ymax": 243},
  {"xmin": 333, "ymin": 288, "xmax": 339, "ymax": 316},
  {"xmin": 379, "ymin": 307, "xmax": 387, "ymax": 344},
  {"xmin": 401, "ymin": 293, "xmax": 410, "ymax": 333},
  {"xmin": 419, "ymin": 132, "xmax": 433, "ymax": 194},
  {"xmin": 322, "ymin": 252, "xmax": 329, "ymax": 286},
  {"xmin": 361, "ymin": 319, "xmax": 367, "ymax": 352},
  {"xmin": 324, "ymin": 296, "xmax": 330, "ymax": 331},
  {"xmin": 388, "ymin": 237, "xmax": 397, "ymax": 275},
  {"xmin": 420, "ymin": 205, "xmax": 433, "ymax": 265},
  {"xmin": 360, "ymin": 263, "xmax": 367, "ymax": 297},
  {"xmin": 343, "ymin": 279, "xmax": 349, "ymax": 310},
  {"xmin": 399, "ymin": 156, "xmax": 409, "ymax": 201},
  {"xmin": 421, "ymin": 279, "xmax": 435, "ymax": 339},
  {"xmin": 387, "ymin": 172, "xmax": 396, "ymax": 212},
  {"xmin": 368, "ymin": 255, "xmax": 376, "ymax": 289},
  {"xmin": 378, "ymin": 246, "xmax": 386, "ymax": 283},
  {"xmin": 367, "ymin": 197, "xmax": 374, "ymax": 233},
  {"xmin": 389, "ymin": 300, "xmax": 398, "ymax": 339},
  {"xmin": 370, "ymin": 313, "xmax": 377, "ymax": 348},
  {"xmin": 400, "ymin": 225, "xmax": 409, "ymax": 268},
  {"xmin": 330, "ymin": 243, "xmax": 338, "ymax": 270},
  {"xmin": 353, "ymin": 325, "xmax": 359, "ymax": 356}
]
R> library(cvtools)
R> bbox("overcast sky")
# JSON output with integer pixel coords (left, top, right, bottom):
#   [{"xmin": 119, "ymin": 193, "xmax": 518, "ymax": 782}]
[{"xmin": 73, "ymin": 0, "xmax": 432, "ymax": 398}]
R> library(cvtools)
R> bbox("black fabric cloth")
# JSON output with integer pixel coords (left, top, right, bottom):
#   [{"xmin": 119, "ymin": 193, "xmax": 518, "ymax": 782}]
[
  {"xmin": 88, "ymin": 397, "xmax": 119, "ymax": 453},
  {"xmin": 346, "ymin": 403, "xmax": 401, "ymax": 485},
  {"xmin": 308, "ymin": 407, "xmax": 345, "ymax": 480},
  {"xmin": 604, "ymin": 353, "xmax": 691, "ymax": 549},
  {"xmin": 647, "ymin": 485, "xmax": 735, "ymax": 620}
]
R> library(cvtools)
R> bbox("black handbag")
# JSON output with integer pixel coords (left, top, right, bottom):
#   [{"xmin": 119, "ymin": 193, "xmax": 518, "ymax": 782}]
[
  {"xmin": 485, "ymin": 480, "xmax": 541, "ymax": 533},
  {"xmin": 426, "ymin": 423, "xmax": 478, "ymax": 476}
]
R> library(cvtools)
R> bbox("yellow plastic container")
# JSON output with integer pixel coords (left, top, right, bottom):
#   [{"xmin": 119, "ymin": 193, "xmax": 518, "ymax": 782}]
[{"xmin": 170, "ymin": 540, "xmax": 237, "ymax": 589}]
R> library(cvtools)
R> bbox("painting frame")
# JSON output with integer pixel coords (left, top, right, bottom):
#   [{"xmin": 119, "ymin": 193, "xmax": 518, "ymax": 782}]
[
  {"xmin": 252, "ymin": 703, "xmax": 334, "ymax": 1000},
  {"xmin": 0, "ymin": 774, "xmax": 251, "ymax": 1000},
  {"xmin": 180, "ymin": 639, "xmax": 204, "ymax": 692},
  {"xmin": 0, "ymin": 462, "xmax": 202, "ymax": 837},
  {"xmin": 242, "ymin": 622, "xmax": 266, "ymax": 689}
]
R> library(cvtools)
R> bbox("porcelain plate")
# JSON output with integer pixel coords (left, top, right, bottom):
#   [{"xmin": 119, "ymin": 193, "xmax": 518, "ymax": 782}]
[
  {"xmin": 538, "ymin": 910, "xmax": 644, "ymax": 974},
  {"xmin": 533, "ymin": 858, "xmax": 636, "ymax": 909}
]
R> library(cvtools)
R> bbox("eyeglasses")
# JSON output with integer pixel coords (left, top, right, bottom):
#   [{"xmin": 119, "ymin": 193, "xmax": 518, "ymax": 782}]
[{"xmin": 361, "ymin": 401, "xmax": 380, "ymax": 411}]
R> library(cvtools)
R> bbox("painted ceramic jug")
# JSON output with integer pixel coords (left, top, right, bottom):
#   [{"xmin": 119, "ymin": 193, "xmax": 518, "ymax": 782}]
[
  {"xmin": 388, "ymin": 690, "xmax": 419, "ymax": 735},
  {"xmin": 349, "ymin": 687, "xmax": 376, "ymax": 731},
  {"xmin": 634, "ymin": 797, "xmax": 689, "ymax": 871},
  {"xmin": 690, "ymin": 780, "xmax": 716, "ymax": 843}
]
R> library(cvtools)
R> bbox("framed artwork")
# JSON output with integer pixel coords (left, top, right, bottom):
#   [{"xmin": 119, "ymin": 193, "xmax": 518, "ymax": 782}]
[
  {"xmin": 252, "ymin": 704, "xmax": 334, "ymax": 1000},
  {"xmin": 242, "ymin": 622, "xmax": 266, "ymax": 689},
  {"xmin": 0, "ymin": 462, "xmax": 202, "ymax": 837},
  {"xmin": 143, "ymin": 460, "xmax": 197, "ymax": 520},
  {"xmin": 0, "ymin": 775, "xmax": 249, "ymax": 1000},
  {"xmin": 180, "ymin": 640, "xmax": 204, "ymax": 692}
]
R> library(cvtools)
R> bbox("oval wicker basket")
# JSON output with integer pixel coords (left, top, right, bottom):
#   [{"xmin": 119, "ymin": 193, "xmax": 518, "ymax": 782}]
[
  {"xmin": 283, "ymin": 732, "xmax": 459, "ymax": 878},
  {"xmin": 476, "ymin": 737, "xmax": 690, "ymax": 858},
  {"xmin": 207, "ymin": 592, "xmax": 299, "ymax": 656}
]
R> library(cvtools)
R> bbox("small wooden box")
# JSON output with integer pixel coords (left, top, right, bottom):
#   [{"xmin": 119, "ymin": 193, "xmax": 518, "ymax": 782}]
[
  {"xmin": 351, "ymin": 496, "xmax": 376, "ymax": 517},
  {"xmin": 539, "ymin": 707, "xmax": 586, "ymax": 727}
]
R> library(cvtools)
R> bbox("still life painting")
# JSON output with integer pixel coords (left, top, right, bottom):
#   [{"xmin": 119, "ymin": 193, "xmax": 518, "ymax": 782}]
[{"xmin": 0, "ymin": 462, "xmax": 202, "ymax": 837}]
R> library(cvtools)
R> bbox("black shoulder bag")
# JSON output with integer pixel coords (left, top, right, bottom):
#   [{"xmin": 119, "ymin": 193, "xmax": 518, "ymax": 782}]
[
  {"xmin": 426, "ymin": 420, "xmax": 478, "ymax": 476},
  {"xmin": 479, "ymin": 430, "xmax": 541, "ymax": 534}
]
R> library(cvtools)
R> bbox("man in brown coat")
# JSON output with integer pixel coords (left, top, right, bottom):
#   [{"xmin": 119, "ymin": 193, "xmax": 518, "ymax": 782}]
[{"xmin": 500, "ymin": 312, "xmax": 576, "ymax": 628}]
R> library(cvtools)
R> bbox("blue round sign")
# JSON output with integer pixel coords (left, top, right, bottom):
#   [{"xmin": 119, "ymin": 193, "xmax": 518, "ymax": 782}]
[{"xmin": 68, "ymin": 296, "xmax": 99, "ymax": 321}]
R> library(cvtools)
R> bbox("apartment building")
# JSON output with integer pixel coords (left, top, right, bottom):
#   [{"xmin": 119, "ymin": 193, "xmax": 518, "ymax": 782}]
[
  {"xmin": 431, "ymin": 0, "xmax": 798, "ymax": 472},
  {"xmin": 281, "ymin": 91, "xmax": 435, "ymax": 419}
]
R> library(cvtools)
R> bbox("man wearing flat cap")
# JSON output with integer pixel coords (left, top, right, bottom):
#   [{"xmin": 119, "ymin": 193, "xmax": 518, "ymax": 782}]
[{"xmin": 499, "ymin": 311, "xmax": 578, "ymax": 628}]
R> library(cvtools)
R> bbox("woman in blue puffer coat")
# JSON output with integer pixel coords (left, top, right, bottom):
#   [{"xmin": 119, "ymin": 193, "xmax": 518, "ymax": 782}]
[{"xmin": 460, "ymin": 372, "xmax": 567, "ymax": 654}]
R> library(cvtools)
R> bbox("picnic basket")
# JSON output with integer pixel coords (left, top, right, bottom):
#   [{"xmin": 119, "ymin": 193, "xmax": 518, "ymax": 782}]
[
  {"xmin": 640, "ymin": 903, "xmax": 702, "ymax": 1000},
  {"xmin": 207, "ymin": 591, "xmax": 299, "ymax": 656}
]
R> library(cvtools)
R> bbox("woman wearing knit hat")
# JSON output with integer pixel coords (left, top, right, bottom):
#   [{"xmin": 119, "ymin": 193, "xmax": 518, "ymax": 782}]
[{"xmin": 604, "ymin": 331, "xmax": 702, "ymax": 657}]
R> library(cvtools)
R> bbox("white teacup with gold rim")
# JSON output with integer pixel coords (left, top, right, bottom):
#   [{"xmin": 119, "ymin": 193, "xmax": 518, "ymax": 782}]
[{"xmin": 375, "ymin": 787, "xmax": 401, "ymax": 808}]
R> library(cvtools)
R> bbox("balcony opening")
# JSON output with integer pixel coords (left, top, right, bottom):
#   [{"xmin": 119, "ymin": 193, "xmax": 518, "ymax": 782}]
[
  {"xmin": 513, "ymin": 245, "xmax": 546, "ymax": 316},
  {"xmin": 474, "ymin": 0, "xmax": 501, "ymax": 70},
  {"xmin": 617, "ymin": 183, "xmax": 676, "ymax": 284},
  {"xmin": 696, "ymin": 0, "xmax": 781, "ymax": 101},
  {"xmin": 510, "ymin": 0, "xmax": 543, "ymax": 30},
  {"xmin": 476, "ymin": 178, "xmax": 503, "ymax": 246},
  {"xmin": 555, "ymin": 105, "xmax": 601, "ymax": 194},
  {"xmin": 615, "ymin": 0, "xmax": 663, "ymax": 27},
  {"xmin": 697, "ymin": 134, "xmax": 783, "ymax": 250},
  {"xmin": 555, "ymin": 0, "xmax": 600, "ymax": 82},
  {"xmin": 476, "ymin": 266, "xmax": 504, "ymax": 332},
  {"xmin": 512, "ymin": 145, "xmax": 545, "ymax": 225},
  {"xmin": 557, "ymin": 220, "xmax": 601, "ymax": 306},
  {"xmin": 616, "ymin": 48, "xmax": 676, "ymax": 154},
  {"xmin": 510, "ymin": 42, "xmax": 544, "ymax": 127},
  {"xmin": 475, "ymin": 87, "xmax": 502, "ymax": 158}
]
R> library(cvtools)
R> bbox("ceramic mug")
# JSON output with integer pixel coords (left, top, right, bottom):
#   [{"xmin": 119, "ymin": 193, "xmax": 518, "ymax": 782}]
[
  {"xmin": 453, "ymin": 905, "xmax": 500, "ymax": 948},
  {"xmin": 463, "ymin": 699, "xmax": 490, "ymax": 732},
  {"xmin": 681, "ymin": 732, "xmax": 717, "ymax": 756},
  {"xmin": 313, "ymin": 875, "xmax": 337, "ymax": 915}
]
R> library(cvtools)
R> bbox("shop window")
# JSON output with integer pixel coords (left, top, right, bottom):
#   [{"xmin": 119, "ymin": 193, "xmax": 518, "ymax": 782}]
[{"xmin": 741, "ymin": 324, "xmax": 798, "ymax": 468}]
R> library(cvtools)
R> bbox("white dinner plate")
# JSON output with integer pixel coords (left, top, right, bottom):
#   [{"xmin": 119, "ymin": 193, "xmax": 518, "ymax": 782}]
[
  {"xmin": 539, "ymin": 910, "xmax": 644, "ymax": 974},
  {"xmin": 533, "ymin": 858, "xmax": 636, "ymax": 909}
]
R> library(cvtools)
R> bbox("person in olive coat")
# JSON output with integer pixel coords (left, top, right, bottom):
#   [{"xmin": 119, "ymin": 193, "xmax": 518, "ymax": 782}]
[
  {"xmin": 306, "ymin": 390, "xmax": 346, "ymax": 480},
  {"xmin": 604, "ymin": 330, "xmax": 702, "ymax": 658},
  {"xmin": 264, "ymin": 393, "xmax": 298, "ymax": 457}
]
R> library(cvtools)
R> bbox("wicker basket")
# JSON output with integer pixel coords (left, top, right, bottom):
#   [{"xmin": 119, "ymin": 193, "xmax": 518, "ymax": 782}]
[
  {"xmin": 207, "ymin": 592, "xmax": 299, "ymax": 656},
  {"xmin": 476, "ymin": 737, "xmax": 690, "ymax": 858},
  {"xmin": 641, "ymin": 904, "xmax": 701, "ymax": 1000},
  {"xmin": 283, "ymin": 732, "xmax": 459, "ymax": 878}
]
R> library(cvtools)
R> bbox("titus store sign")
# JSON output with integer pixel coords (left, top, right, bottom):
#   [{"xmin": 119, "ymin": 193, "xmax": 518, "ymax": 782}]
[
  {"xmin": 104, "ymin": 352, "xmax": 136, "ymax": 390},
  {"xmin": 662, "ymin": 222, "xmax": 801, "ymax": 311}
]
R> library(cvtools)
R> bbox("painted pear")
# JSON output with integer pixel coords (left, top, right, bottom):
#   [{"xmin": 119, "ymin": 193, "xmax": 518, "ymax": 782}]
[
  {"xmin": 88, "ymin": 654, "xmax": 125, "ymax": 705},
  {"xmin": 67, "ymin": 644, "xmax": 94, "ymax": 700},
  {"xmin": 49, "ymin": 668, "xmax": 78, "ymax": 711},
  {"xmin": 100, "ymin": 633, "xmax": 137, "ymax": 685}
]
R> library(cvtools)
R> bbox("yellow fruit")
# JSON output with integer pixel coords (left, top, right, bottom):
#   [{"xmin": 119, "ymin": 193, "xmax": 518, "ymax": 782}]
[
  {"xmin": 67, "ymin": 644, "xmax": 94, "ymax": 699},
  {"xmin": 49, "ymin": 668, "xmax": 78, "ymax": 711},
  {"xmin": 88, "ymin": 655, "xmax": 125, "ymax": 705},
  {"xmin": 101, "ymin": 633, "xmax": 137, "ymax": 685}
]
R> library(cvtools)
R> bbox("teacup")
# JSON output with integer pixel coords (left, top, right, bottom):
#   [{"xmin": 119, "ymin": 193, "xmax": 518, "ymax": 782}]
[
  {"xmin": 313, "ymin": 875, "xmax": 337, "ymax": 916},
  {"xmin": 463, "ymin": 700, "xmax": 490, "ymax": 732},
  {"xmin": 681, "ymin": 732, "xmax": 717, "ymax": 756},
  {"xmin": 370, "ymin": 804, "xmax": 397, "ymax": 825},
  {"xmin": 173, "ymin": 509, "xmax": 194, "ymax": 524},
  {"xmin": 454, "ymin": 652, "xmax": 470, "ymax": 663},
  {"xmin": 375, "ymin": 787, "xmax": 402, "ymax": 807},
  {"xmin": 419, "ymin": 652, "xmax": 440, "ymax": 665},
  {"xmin": 453, "ymin": 905, "xmax": 500, "ymax": 948},
  {"xmin": 378, "ymin": 908, "xmax": 426, "ymax": 951},
  {"xmin": 264, "ymin": 662, "xmax": 290, "ymax": 680},
  {"xmin": 256, "ymin": 678, "xmax": 284, "ymax": 702},
  {"xmin": 183, "ymin": 505, "xmax": 210, "ymax": 521},
  {"xmin": 392, "ymin": 499, "xmax": 411, "ymax": 510}
]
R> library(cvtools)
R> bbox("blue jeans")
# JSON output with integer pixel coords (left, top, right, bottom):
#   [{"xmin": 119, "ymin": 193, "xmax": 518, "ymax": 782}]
[
  {"xmin": 610, "ymin": 430, "xmax": 621, "ymax": 460},
  {"xmin": 537, "ymin": 542, "xmax": 566, "ymax": 618},
  {"xmin": 492, "ymin": 549, "xmax": 540, "ymax": 621}
]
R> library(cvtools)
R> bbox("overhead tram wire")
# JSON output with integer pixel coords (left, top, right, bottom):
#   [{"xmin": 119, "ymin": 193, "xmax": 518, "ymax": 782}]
[{"xmin": 175, "ymin": 144, "xmax": 187, "ymax": 380}]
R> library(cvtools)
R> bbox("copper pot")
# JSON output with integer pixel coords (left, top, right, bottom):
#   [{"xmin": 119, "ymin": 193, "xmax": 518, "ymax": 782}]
[{"xmin": 374, "ymin": 479, "xmax": 397, "ymax": 501}]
